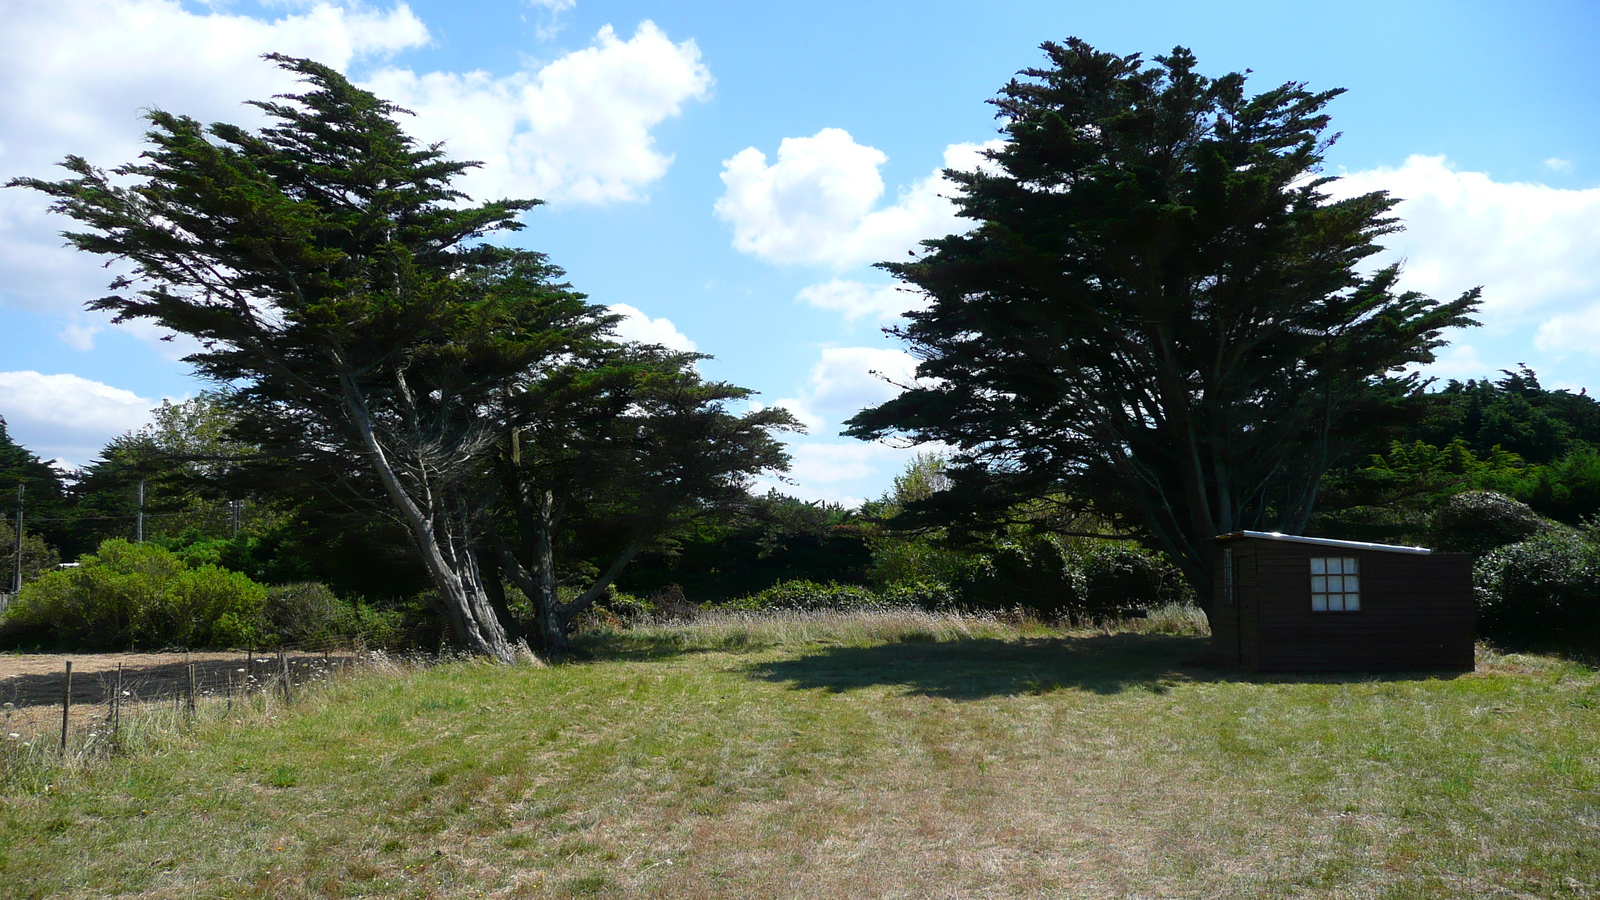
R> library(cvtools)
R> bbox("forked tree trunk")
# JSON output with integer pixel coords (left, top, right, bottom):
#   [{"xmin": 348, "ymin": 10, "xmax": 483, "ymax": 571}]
[
  {"xmin": 496, "ymin": 487, "xmax": 652, "ymax": 655},
  {"xmin": 340, "ymin": 371, "xmax": 521, "ymax": 662}
]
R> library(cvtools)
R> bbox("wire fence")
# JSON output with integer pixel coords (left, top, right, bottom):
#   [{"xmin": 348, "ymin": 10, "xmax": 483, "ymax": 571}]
[{"xmin": 0, "ymin": 635, "xmax": 408, "ymax": 763}]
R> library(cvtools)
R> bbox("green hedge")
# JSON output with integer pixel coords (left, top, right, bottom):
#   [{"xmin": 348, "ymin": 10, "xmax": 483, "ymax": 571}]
[
  {"xmin": 0, "ymin": 540, "xmax": 397, "ymax": 651},
  {"xmin": 1, "ymin": 540, "xmax": 266, "ymax": 649},
  {"xmin": 1431, "ymin": 490, "xmax": 1552, "ymax": 556},
  {"xmin": 727, "ymin": 580, "xmax": 882, "ymax": 612},
  {"xmin": 1474, "ymin": 530, "xmax": 1600, "ymax": 653}
]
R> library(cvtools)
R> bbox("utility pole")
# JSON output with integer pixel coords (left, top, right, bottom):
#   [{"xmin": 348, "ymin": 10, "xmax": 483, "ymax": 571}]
[
  {"xmin": 13, "ymin": 483, "xmax": 23, "ymax": 595},
  {"xmin": 136, "ymin": 480, "xmax": 145, "ymax": 543}
]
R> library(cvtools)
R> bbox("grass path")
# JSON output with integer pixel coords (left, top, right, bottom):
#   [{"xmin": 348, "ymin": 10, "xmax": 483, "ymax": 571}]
[{"xmin": 1, "ymin": 612, "xmax": 1597, "ymax": 899}]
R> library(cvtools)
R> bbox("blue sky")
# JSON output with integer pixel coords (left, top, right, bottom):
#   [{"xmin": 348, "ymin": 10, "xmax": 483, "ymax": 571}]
[{"xmin": 2, "ymin": 0, "xmax": 1598, "ymax": 503}]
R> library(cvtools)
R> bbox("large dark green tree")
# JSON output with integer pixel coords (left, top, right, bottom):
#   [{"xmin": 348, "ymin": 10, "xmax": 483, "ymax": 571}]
[
  {"xmin": 0, "ymin": 417, "xmax": 67, "ymax": 591},
  {"xmin": 846, "ymin": 40, "xmax": 1481, "ymax": 607},
  {"xmin": 9, "ymin": 56, "xmax": 793, "ymax": 660},
  {"xmin": 493, "ymin": 345, "xmax": 796, "ymax": 651}
]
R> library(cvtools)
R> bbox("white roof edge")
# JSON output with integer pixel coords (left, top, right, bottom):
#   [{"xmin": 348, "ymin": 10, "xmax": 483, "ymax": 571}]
[{"xmin": 1218, "ymin": 530, "xmax": 1433, "ymax": 555}]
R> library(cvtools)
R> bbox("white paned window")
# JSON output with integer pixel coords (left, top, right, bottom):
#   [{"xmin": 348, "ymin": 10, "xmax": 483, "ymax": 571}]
[{"xmin": 1310, "ymin": 556, "xmax": 1360, "ymax": 612}]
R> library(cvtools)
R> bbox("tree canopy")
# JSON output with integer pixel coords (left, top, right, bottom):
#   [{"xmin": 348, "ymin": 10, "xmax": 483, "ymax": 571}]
[
  {"xmin": 846, "ymin": 39, "xmax": 1481, "ymax": 602},
  {"xmin": 12, "ymin": 55, "xmax": 793, "ymax": 658}
]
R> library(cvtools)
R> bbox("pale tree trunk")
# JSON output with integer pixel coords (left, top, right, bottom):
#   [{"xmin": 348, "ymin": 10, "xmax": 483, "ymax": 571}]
[{"xmin": 337, "ymin": 363, "xmax": 522, "ymax": 662}]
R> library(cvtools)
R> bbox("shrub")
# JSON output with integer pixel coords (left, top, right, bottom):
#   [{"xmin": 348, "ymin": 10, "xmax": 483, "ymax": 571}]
[
  {"xmin": 955, "ymin": 536, "xmax": 1083, "ymax": 616},
  {"xmin": 951, "ymin": 536, "xmax": 1191, "ymax": 620},
  {"xmin": 879, "ymin": 579, "xmax": 960, "ymax": 610},
  {"xmin": 1474, "ymin": 530, "xmax": 1600, "ymax": 653},
  {"xmin": 263, "ymin": 582, "xmax": 402, "ymax": 645},
  {"xmin": 729, "ymin": 579, "xmax": 882, "ymax": 612},
  {"xmin": 0, "ymin": 540, "xmax": 267, "ymax": 649},
  {"xmin": 1071, "ymin": 540, "xmax": 1194, "ymax": 617},
  {"xmin": 1431, "ymin": 490, "xmax": 1552, "ymax": 555}
]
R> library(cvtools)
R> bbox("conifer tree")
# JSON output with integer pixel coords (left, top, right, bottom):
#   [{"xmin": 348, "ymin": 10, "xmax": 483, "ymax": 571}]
[{"xmin": 847, "ymin": 40, "xmax": 1481, "ymax": 604}]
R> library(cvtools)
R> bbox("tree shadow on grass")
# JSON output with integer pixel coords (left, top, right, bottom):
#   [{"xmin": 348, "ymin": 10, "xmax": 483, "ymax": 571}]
[
  {"xmin": 748, "ymin": 633, "xmax": 1219, "ymax": 699},
  {"xmin": 747, "ymin": 633, "xmax": 1472, "ymax": 700}
]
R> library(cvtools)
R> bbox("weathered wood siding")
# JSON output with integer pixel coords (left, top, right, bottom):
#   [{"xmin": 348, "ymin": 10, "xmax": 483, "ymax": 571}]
[{"xmin": 1213, "ymin": 537, "xmax": 1474, "ymax": 673}]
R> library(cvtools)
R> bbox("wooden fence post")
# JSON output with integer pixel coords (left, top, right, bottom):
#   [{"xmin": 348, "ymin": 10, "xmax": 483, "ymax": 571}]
[
  {"xmin": 59, "ymin": 661, "xmax": 72, "ymax": 755},
  {"xmin": 187, "ymin": 663, "xmax": 197, "ymax": 715},
  {"xmin": 279, "ymin": 649, "xmax": 291, "ymax": 703},
  {"xmin": 112, "ymin": 662, "xmax": 122, "ymax": 739}
]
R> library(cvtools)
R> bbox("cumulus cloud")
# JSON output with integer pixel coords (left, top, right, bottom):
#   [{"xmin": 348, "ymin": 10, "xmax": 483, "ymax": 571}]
[
  {"xmin": 795, "ymin": 278, "xmax": 928, "ymax": 323},
  {"xmin": 363, "ymin": 21, "xmax": 711, "ymax": 205},
  {"xmin": 807, "ymin": 347, "xmax": 922, "ymax": 413},
  {"xmin": 1544, "ymin": 157, "xmax": 1575, "ymax": 174},
  {"xmin": 0, "ymin": 3, "xmax": 710, "ymax": 344},
  {"xmin": 1535, "ymin": 304, "xmax": 1600, "ymax": 356},
  {"xmin": 1329, "ymin": 155, "xmax": 1600, "ymax": 338},
  {"xmin": 756, "ymin": 441, "xmax": 920, "ymax": 505},
  {"xmin": 0, "ymin": 0, "xmax": 430, "ymax": 328},
  {"xmin": 607, "ymin": 303, "xmax": 696, "ymax": 352},
  {"xmin": 0, "ymin": 371, "xmax": 156, "ymax": 465},
  {"xmin": 715, "ymin": 131, "xmax": 1002, "ymax": 268}
]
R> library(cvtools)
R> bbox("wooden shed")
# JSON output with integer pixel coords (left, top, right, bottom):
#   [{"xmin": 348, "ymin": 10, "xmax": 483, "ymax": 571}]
[{"xmin": 1209, "ymin": 531, "xmax": 1474, "ymax": 673}]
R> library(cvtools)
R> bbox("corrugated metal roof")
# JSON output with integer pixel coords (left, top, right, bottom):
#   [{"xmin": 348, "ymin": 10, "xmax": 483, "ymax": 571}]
[{"xmin": 1212, "ymin": 530, "xmax": 1433, "ymax": 555}]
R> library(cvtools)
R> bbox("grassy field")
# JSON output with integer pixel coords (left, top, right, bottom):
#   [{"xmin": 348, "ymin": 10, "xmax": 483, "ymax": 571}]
[{"xmin": 1, "ymin": 607, "xmax": 1597, "ymax": 899}]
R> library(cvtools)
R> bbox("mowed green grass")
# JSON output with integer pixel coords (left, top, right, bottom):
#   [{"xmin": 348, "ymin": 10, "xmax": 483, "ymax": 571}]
[{"xmin": 1, "ymin": 609, "xmax": 1597, "ymax": 900}]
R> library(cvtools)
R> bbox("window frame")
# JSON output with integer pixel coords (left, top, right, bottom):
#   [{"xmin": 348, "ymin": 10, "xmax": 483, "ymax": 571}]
[{"xmin": 1310, "ymin": 555, "xmax": 1361, "ymax": 613}]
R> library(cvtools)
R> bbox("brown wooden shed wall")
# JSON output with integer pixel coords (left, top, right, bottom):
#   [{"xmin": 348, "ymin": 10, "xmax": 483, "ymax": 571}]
[{"xmin": 1211, "ymin": 538, "xmax": 1474, "ymax": 673}]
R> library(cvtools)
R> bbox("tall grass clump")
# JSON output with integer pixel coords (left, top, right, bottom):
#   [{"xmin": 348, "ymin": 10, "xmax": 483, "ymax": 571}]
[
  {"xmin": 579, "ymin": 602, "xmax": 1209, "ymax": 659},
  {"xmin": 0, "ymin": 649, "xmax": 418, "ymax": 793}
]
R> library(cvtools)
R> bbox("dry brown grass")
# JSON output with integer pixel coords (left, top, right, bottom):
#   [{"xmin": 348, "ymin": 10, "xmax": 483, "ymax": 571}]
[{"xmin": 1, "ymin": 609, "xmax": 1595, "ymax": 899}]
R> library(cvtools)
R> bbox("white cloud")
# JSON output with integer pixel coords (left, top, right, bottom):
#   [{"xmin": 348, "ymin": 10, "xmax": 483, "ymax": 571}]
[
  {"xmin": 747, "ymin": 441, "xmax": 912, "ymax": 506},
  {"xmin": 0, "ymin": 0, "xmax": 430, "ymax": 330},
  {"xmin": 798, "ymin": 346, "xmax": 923, "ymax": 416},
  {"xmin": 796, "ymin": 278, "xmax": 928, "ymax": 323},
  {"xmin": 1544, "ymin": 157, "xmax": 1575, "ymax": 174},
  {"xmin": 1329, "ymin": 155, "xmax": 1600, "ymax": 336},
  {"xmin": 1535, "ymin": 304, "xmax": 1600, "ymax": 356},
  {"xmin": 0, "ymin": 371, "xmax": 156, "ymax": 465},
  {"xmin": 715, "ymin": 131, "xmax": 1002, "ymax": 268},
  {"xmin": 607, "ymin": 303, "xmax": 696, "ymax": 352},
  {"xmin": 1414, "ymin": 342, "xmax": 1502, "ymax": 383},
  {"xmin": 767, "ymin": 397, "xmax": 824, "ymax": 433},
  {"xmin": 1, "ymin": 4, "xmax": 711, "ymax": 352},
  {"xmin": 364, "ymin": 22, "xmax": 711, "ymax": 205},
  {"xmin": 756, "ymin": 345, "xmax": 947, "ymax": 505}
]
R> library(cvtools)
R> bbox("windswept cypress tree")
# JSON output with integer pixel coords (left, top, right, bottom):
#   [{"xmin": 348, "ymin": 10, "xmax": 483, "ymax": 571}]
[
  {"xmin": 11, "ymin": 57, "xmax": 611, "ymax": 660},
  {"xmin": 847, "ymin": 40, "xmax": 1481, "ymax": 607}
]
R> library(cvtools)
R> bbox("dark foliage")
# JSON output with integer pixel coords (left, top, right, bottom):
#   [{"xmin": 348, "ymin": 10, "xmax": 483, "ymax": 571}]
[
  {"xmin": 1430, "ymin": 491, "xmax": 1553, "ymax": 556},
  {"xmin": 955, "ymin": 537, "xmax": 1189, "ymax": 619},
  {"xmin": 846, "ymin": 39, "xmax": 1479, "ymax": 603},
  {"xmin": 619, "ymin": 491, "xmax": 872, "ymax": 602},
  {"xmin": 0, "ymin": 416, "xmax": 71, "ymax": 558},
  {"xmin": 728, "ymin": 579, "xmax": 881, "ymax": 612},
  {"xmin": 1418, "ymin": 367, "xmax": 1600, "ymax": 465},
  {"xmin": 1475, "ymin": 530, "xmax": 1600, "ymax": 655},
  {"xmin": 1316, "ymin": 368, "xmax": 1600, "ymax": 541}
]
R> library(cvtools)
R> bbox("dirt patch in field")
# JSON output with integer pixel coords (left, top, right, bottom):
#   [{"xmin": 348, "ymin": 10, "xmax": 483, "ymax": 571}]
[{"xmin": 0, "ymin": 650, "xmax": 357, "ymax": 707}]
